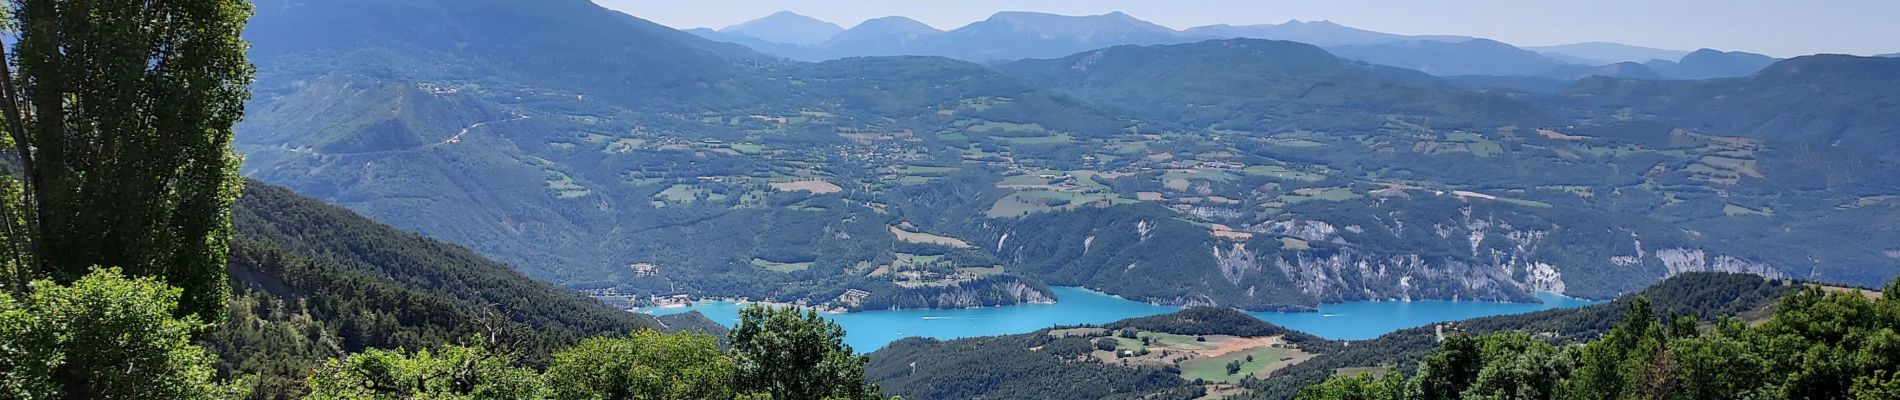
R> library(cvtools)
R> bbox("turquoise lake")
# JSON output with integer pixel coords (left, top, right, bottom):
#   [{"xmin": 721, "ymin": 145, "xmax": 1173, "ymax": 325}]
[{"xmin": 644, "ymin": 287, "xmax": 1599, "ymax": 352}]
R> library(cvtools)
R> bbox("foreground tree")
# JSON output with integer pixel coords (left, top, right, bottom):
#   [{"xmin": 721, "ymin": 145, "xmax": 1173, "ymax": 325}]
[
  {"xmin": 545, "ymin": 330, "xmax": 760, "ymax": 400},
  {"xmin": 1298, "ymin": 278, "xmax": 1900, "ymax": 400},
  {"xmin": 730, "ymin": 305, "xmax": 883, "ymax": 400},
  {"xmin": 0, "ymin": 268, "xmax": 247, "ymax": 399},
  {"xmin": 1298, "ymin": 372, "xmax": 1404, "ymax": 400},
  {"xmin": 303, "ymin": 343, "xmax": 545, "ymax": 400},
  {"xmin": 0, "ymin": 0, "xmax": 255, "ymax": 319}
]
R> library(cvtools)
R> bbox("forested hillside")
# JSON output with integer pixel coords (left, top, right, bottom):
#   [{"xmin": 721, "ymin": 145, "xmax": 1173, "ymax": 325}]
[
  {"xmin": 208, "ymin": 181, "xmax": 721, "ymax": 398},
  {"xmin": 867, "ymin": 273, "xmax": 1803, "ymax": 400},
  {"xmin": 1294, "ymin": 278, "xmax": 1897, "ymax": 400}
]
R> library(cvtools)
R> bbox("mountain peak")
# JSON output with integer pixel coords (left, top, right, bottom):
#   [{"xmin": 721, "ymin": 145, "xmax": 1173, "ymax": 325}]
[
  {"xmin": 848, "ymin": 16, "xmax": 939, "ymax": 33},
  {"xmin": 721, "ymin": 10, "xmax": 845, "ymax": 45},
  {"xmin": 1756, "ymin": 54, "xmax": 1900, "ymax": 79},
  {"xmin": 828, "ymin": 16, "xmax": 943, "ymax": 45},
  {"xmin": 966, "ymin": 11, "xmax": 1178, "ymax": 42}
]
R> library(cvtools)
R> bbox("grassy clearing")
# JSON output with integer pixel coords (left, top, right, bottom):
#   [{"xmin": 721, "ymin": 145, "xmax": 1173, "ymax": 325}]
[
  {"xmin": 964, "ymin": 121, "xmax": 1045, "ymax": 134},
  {"xmin": 770, "ymin": 180, "xmax": 843, "ymax": 194},
  {"xmin": 889, "ymin": 226, "xmax": 973, "ymax": 248},
  {"xmin": 899, "ymin": 165, "xmax": 960, "ymax": 176},
  {"xmin": 1241, "ymin": 165, "xmax": 1325, "ymax": 182},
  {"xmin": 1495, "ymin": 197, "xmax": 1554, "ymax": 208},
  {"xmin": 1454, "ymin": 190, "xmax": 1552, "ymax": 208},
  {"xmin": 1724, "ymin": 203, "xmax": 1774, "ymax": 217},
  {"xmin": 1282, "ymin": 187, "xmax": 1361, "ymax": 204},
  {"xmin": 986, "ymin": 190, "xmax": 1134, "ymax": 218},
  {"xmin": 655, "ymin": 184, "xmax": 700, "ymax": 203},
  {"xmin": 1141, "ymin": 332, "xmax": 1216, "ymax": 350},
  {"xmin": 1269, "ymin": 138, "xmax": 1325, "ymax": 148},
  {"xmin": 730, "ymin": 143, "xmax": 767, "ymax": 154},
  {"xmin": 1180, "ymin": 347, "xmax": 1302, "ymax": 383},
  {"xmin": 893, "ymin": 176, "xmax": 935, "ymax": 185},
  {"xmin": 750, "ymin": 258, "xmax": 813, "ymax": 273},
  {"xmin": 993, "ymin": 134, "xmax": 1073, "ymax": 145},
  {"xmin": 997, "ymin": 173, "xmax": 1055, "ymax": 187},
  {"xmin": 546, "ymin": 172, "xmax": 591, "ymax": 198},
  {"xmin": 1445, "ymin": 132, "xmax": 1503, "ymax": 157},
  {"xmin": 602, "ymin": 138, "xmax": 645, "ymax": 154},
  {"xmin": 1161, "ymin": 169, "xmax": 1238, "ymax": 183},
  {"xmin": 958, "ymin": 97, "xmax": 1014, "ymax": 112}
]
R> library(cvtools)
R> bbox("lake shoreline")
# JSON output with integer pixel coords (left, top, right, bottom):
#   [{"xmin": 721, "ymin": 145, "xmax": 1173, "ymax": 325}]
[
  {"xmin": 639, "ymin": 286, "xmax": 1591, "ymax": 315},
  {"xmin": 643, "ymin": 287, "xmax": 1601, "ymax": 351}
]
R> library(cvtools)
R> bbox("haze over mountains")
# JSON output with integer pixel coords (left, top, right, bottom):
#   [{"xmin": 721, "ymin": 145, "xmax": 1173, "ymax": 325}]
[
  {"xmin": 686, "ymin": 10, "xmax": 1805, "ymax": 82},
  {"xmin": 231, "ymin": 0, "xmax": 1900, "ymax": 327},
  {"xmin": 1525, "ymin": 41, "xmax": 1693, "ymax": 64}
]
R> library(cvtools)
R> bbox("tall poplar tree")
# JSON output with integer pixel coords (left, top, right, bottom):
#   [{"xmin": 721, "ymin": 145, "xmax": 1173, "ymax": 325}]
[{"xmin": 0, "ymin": 0, "xmax": 254, "ymax": 319}]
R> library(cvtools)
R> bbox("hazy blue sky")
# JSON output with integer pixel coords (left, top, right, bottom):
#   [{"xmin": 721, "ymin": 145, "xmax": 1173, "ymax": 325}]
[{"xmin": 595, "ymin": 0, "xmax": 1900, "ymax": 57}]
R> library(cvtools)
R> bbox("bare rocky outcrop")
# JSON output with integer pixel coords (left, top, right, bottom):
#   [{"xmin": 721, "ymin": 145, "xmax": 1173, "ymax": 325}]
[{"xmin": 1656, "ymin": 248, "xmax": 1785, "ymax": 279}]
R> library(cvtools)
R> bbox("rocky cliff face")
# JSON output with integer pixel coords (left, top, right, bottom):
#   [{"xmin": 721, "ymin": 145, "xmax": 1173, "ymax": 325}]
[
  {"xmin": 979, "ymin": 200, "xmax": 1803, "ymax": 311},
  {"xmin": 860, "ymin": 276, "xmax": 1056, "ymax": 311}
]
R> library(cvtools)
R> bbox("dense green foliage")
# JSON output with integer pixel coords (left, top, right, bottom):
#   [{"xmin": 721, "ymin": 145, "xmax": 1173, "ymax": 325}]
[
  {"xmin": 209, "ymin": 181, "xmax": 695, "ymax": 398},
  {"xmin": 0, "ymin": 269, "xmax": 247, "ymax": 400},
  {"xmin": 1297, "ymin": 278, "xmax": 1900, "ymax": 400},
  {"xmin": 863, "ymin": 273, "xmax": 1798, "ymax": 400},
  {"xmin": 304, "ymin": 342, "xmax": 547, "ymax": 399},
  {"xmin": 305, "ymin": 305, "xmax": 881, "ymax": 400},
  {"xmin": 731, "ymin": 305, "xmax": 884, "ymax": 400},
  {"xmin": 868, "ymin": 331, "xmax": 1189, "ymax": 399},
  {"xmin": 1248, "ymin": 273, "xmax": 1795, "ymax": 399},
  {"xmin": 2, "ymin": 0, "xmax": 254, "ymax": 319},
  {"xmin": 544, "ymin": 331, "xmax": 741, "ymax": 400}
]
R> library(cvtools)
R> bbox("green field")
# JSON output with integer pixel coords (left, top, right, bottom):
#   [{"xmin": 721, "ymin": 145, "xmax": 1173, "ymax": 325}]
[
  {"xmin": 965, "ymin": 121, "xmax": 1044, "ymax": 133},
  {"xmin": 1140, "ymin": 332, "xmax": 1216, "ymax": 350},
  {"xmin": 997, "ymin": 173, "xmax": 1056, "ymax": 187},
  {"xmin": 1160, "ymin": 170, "xmax": 1238, "ymax": 183},
  {"xmin": 993, "ymin": 134, "xmax": 1072, "ymax": 145},
  {"xmin": 899, "ymin": 165, "xmax": 960, "ymax": 176},
  {"xmin": 1724, "ymin": 203, "xmax": 1774, "ymax": 217},
  {"xmin": 1282, "ymin": 187, "xmax": 1361, "ymax": 204},
  {"xmin": 986, "ymin": 190, "xmax": 1135, "ymax": 218},
  {"xmin": 730, "ymin": 143, "xmax": 767, "ymax": 154},
  {"xmin": 1180, "ymin": 347, "xmax": 1302, "ymax": 383},
  {"xmin": 1241, "ymin": 165, "xmax": 1326, "ymax": 182},
  {"xmin": 546, "ymin": 172, "xmax": 591, "ymax": 198},
  {"xmin": 653, "ymin": 184, "xmax": 723, "ymax": 204},
  {"xmin": 751, "ymin": 258, "xmax": 813, "ymax": 273}
]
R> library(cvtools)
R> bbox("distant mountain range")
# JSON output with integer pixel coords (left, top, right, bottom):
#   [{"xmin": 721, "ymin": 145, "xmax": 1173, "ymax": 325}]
[
  {"xmin": 719, "ymin": 11, "xmax": 844, "ymax": 45},
  {"xmin": 1526, "ymin": 41, "xmax": 1692, "ymax": 64},
  {"xmin": 1180, "ymin": 19, "xmax": 1472, "ymax": 47},
  {"xmin": 1879, "ymin": 52, "xmax": 1899, "ymax": 58},
  {"xmin": 688, "ymin": 11, "xmax": 1778, "ymax": 81},
  {"xmin": 1644, "ymin": 48, "xmax": 1782, "ymax": 79},
  {"xmin": 237, "ymin": 0, "xmax": 1900, "ymax": 332},
  {"xmin": 1326, "ymin": 38, "xmax": 1571, "ymax": 77}
]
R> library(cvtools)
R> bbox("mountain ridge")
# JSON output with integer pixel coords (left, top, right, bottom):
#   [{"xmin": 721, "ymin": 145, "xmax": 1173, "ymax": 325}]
[
  {"xmin": 720, "ymin": 10, "xmax": 846, "ymax": 45},
  {"xmin": 1527, "ymin": 41, "xmax": 1691, "ymax": 64}
]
